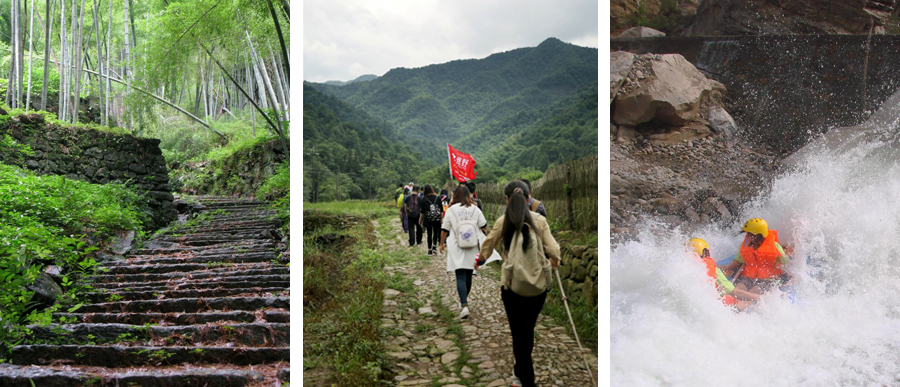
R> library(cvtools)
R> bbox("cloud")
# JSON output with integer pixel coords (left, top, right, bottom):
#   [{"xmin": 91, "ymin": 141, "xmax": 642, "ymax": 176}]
[{"xmin": 303, "ymin": 0, "xmax": 598, "ymax": 83}]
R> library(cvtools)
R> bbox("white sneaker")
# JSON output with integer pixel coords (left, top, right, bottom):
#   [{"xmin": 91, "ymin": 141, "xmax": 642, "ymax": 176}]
[{"xmin": 459, "ymin": 306, "xmax": 469, "ymax": 319}]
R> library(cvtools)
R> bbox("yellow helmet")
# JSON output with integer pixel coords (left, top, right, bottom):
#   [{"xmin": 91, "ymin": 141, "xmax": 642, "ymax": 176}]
[
  {"xmin": 688, "ymin": 238, "xmax": 709, "ymax": 257},
  {"xmin": 742, "ymin": 218, "xmax": 769, "ymax": 238}
]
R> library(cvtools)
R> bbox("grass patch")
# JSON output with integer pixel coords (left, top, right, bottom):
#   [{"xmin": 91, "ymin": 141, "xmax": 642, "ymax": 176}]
[
  {"xmin": 304, "ymin": 200, "xmax": 395, "ymax": 218},
  {"xmin": 541, "ymin": 295, "xmax": 597, "ymax": 350},
  {"xmin": 303, "ymin": 202, "xmax": 426, "ymax": 386}
]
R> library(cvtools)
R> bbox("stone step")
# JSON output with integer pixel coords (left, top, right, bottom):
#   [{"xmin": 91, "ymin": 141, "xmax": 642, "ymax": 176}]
[
  {"xmin": 100, "ymin": 251, "xmax": 279, "ymax": 267},
  {"xmin": 0, "ymin": 364, "xmax": 263, "ymax": 387},
  {"xmin": 79, "ymin": 297, "xmax": 290, "ymax": 313},
  {"xmin": 10, "ymin": 345, "xmax": 289, "ymax": 367},
  {"xmin": 93, "ymin": 280, "xmax": 290, "ymax": 292},
  {"xmin": 155, "ymin": 237, "xmax": 276, "ymax": 247},
  {"xmin": 98, "ymin": 259, "xmax": 279, "ymax": 275},
  {"xmin": 54, "ymin": 310, "xmax": 289, "ymax": 325},
  {"xmin": 91, "ymin": 273, "xmax": 289, "ymax": 286},
  {"xmin": 27, "ymin": 323, "xmax": 289, "ymax": 347},
  {"xmin": 88, "ymin": 287, "xmax": 288, "ymax": 302},
  {"xmin": 130, "ymin": 242, "xmax": 276, "ymax": 256},
  {"xmin": 173, "ymin": 223, "xmax": 280, "ymax": 233}
]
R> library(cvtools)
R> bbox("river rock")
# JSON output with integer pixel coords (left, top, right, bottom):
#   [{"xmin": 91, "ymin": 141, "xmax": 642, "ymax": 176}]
[
  {"xmin": 610, "ymin": 51, "xmax": 636, "ymax": 99},
  {"xmin": 619, "ymin": 26, "xmax": 666, "ymax": 38},
  {"xmin": 707, "ymin": 106, "xmax": 737, "ymax": 138},
  {"xmin": 614, "ymin": 54, "xmax": 726, "ymax": 127}
]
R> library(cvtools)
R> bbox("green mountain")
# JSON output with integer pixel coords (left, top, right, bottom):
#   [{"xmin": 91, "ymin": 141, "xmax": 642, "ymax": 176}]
[
  {"xmin": 323, "ymin": 74, "xmax": 379, "ymax": 87},
  {"xmin": 308, "ymin": 38, "xmax": 598, "ymax": 164},
  {"xmin": 303, "ymin": 84, "xmax": 435, "ymax": 201},
  {"xmin": 455, "ymin": 82, "xmax": 598, "ymax": 172}
]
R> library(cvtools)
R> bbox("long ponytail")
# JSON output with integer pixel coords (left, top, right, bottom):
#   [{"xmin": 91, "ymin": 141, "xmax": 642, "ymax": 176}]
[{"xmin": 501, "ymin": 180, "xmax": 537, "ymax": 252}]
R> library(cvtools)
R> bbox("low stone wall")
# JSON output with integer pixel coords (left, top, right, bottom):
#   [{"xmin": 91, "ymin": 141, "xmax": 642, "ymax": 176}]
[
  {"xmin": 0, "ymin": 113, "xmax": 176, "ymax": 228},
  {"xmin": 555, "ymin": 243, "xmax": 599, "ymax": 308}
]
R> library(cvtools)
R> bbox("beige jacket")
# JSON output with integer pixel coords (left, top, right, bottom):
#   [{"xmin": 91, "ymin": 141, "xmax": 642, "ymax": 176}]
[{"xmin": 480, "ymin": 212, "xmax": 560, "ymax": 288}]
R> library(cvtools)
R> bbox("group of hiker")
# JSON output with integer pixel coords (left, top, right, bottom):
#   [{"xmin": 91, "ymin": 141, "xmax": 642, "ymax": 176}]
[
  {"xmin": 393, "ymin": 179, "xmax": 554, "ymax": 387},
  {"xmin": 689, "ymin": 217, "xmax": 793, "ymax": 312}
]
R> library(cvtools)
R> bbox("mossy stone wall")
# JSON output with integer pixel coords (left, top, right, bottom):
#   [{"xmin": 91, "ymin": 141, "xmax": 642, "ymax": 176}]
[
  {"xmin": 556, "ymin": 244, "xmax": 599, "ymax": 307},
  {"xmin": 0, "ymin": 113, "xmax": 176, "ymax": 228}
]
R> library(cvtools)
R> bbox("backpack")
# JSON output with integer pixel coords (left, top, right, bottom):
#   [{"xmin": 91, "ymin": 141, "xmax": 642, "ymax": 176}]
[
  {"xmin": 397, "ymin": 194, "xmax": 404, "ymax": 209},
  {"xmin": 530, "ymin": 199, "xmax": 541, "ymax": 212},
  {"xmin": 501, "ymin": 224, "xmax": 551, "ymax": 297},
  {"xmin": 449, "ymin": 206, "xmax": 480, "ymax": 249},
  {"xmin": 408, "ymin": 195, "xmax": 421, "ymax": 218},
  {"xmin": 424, "ymin": 196, "xmax": 442, "ymax": 223}
]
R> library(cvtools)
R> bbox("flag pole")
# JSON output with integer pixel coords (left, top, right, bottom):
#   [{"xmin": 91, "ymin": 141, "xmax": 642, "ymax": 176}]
[{"xmin": 447, "ymin": 143, "xmax": 453, "ymax": 181}]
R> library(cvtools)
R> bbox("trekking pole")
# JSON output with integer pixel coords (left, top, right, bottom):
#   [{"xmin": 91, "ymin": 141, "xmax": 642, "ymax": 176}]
[{"xmin": 554, "ymin": 268, "xmax": 596, "ymax": 387}]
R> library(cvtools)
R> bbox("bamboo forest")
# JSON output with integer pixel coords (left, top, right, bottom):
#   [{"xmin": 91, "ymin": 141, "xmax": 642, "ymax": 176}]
[{"xmin": 0, "ymin": 0, "xmax": 291, "ymax": 385}]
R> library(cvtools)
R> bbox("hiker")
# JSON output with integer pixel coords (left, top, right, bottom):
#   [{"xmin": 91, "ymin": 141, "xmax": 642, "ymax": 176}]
[
  {"xmin": 439, "ymin": 189, "xmax": 450, "ymax": 214},
  {"xmin": 394, "ymin": 183, "xmax": 404, "ymax": 201},
  {"xmin": 439, "ymin": 185, "xmax": 488, "ymax": 319},
  {"xmin": 404, "ymin": 186, "xmax": 424, "ymax": 247},
  {"xmin": 475, "ymin": 180, "xmax": 559, "ymax": 387},
  {"xmin": 421, "ymin": 185, "xmax": 444, "ymax": 255},
  {"xmin": 720, "ymin": 218, "xmax": 791, "ymax": 295},
  {"xmin": 398, "ymin": 187, "xmax": 409, "ymax": 233},
  {"xmin": 520, "ymin": 179, "xmax": 547, "ymax": 218},
  {"xmin": 689, "ymin": 238, "xmax": 759, "ymax": 311},
  {"xmin": 465, "ymin": 181, "xmax": 483, "ymax": 211}
]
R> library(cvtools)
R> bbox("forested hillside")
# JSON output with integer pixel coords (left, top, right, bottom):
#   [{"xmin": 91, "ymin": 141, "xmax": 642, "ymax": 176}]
[
  {"xmin": 458, "ymin": 82, "xmax": 598, "ymax": 173},
  {"xmin": 308, "ymin": 37, "xmax": 598, "ymax": 164},
  {"xmin": 303, "ymin": 84, "xmax": 433, "ymax": 201}
]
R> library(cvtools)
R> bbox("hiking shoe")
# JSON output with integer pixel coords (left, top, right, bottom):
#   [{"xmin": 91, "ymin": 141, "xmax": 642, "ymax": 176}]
[
  {"xmin": 511, "ymin": 377, "xmax": 523, "ymax": 387},
  {"xmin": 459, "ymin": 306, "xmax": 469, "ymax": 319}
]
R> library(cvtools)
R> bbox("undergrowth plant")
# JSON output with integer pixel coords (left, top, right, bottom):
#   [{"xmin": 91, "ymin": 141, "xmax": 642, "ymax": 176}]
[{"xmin": 0, "ymin": 163, "xmax": 147, "ymax": 352}]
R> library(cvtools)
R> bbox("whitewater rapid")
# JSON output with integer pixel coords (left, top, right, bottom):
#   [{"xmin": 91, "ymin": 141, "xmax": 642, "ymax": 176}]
[{"xmin": 611, "ymin": 92, "xmax": 900, "ymax": 386}]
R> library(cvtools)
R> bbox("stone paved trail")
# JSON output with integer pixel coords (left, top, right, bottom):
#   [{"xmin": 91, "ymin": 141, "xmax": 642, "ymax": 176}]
[
  {"xmin": 377, "ymin": 218, "xmax": 598, "ymax": 387},
  {"xmin": 0, "ymin": 197, "xmax": 290, "ymax": 386}
]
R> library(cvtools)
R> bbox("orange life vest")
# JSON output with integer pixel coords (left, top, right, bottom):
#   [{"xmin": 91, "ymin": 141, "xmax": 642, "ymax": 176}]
[
  {"xmin": 738, "ymin": 230, "xmax": 783, "ymax": 279},
  {"xmin": 701, "ymin": 256, "xmax": 726, "ymax": 293}
]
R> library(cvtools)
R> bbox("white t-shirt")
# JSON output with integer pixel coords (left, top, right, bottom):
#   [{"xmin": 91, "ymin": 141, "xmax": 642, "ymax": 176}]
[{"xmin": 442, "ymin": 203, "xmax": 488, "ymax": 272}]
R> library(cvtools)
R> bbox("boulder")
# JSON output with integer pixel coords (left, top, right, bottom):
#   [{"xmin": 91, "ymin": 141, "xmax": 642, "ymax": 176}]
[
  {"xmin": 610, "ymin": 51, "xmax": 636, "ymax": 100},
  {"xmin": 619, "ymin": 26, "xmax": 667, "ymax": 38},
  {"xmin": 707, "ymin": 106, "xmax": 738, "ymax": 137},
  {"xmin": 614, "ymin": 54, "xmax": 726, "ymax": 127},
  {"xmin": 110, "ymin": 231, "xmax": 136, "ymax": 255},
  {"xmin": 27, "ymin": 273, "xmax": 63, "ymax": 307}
]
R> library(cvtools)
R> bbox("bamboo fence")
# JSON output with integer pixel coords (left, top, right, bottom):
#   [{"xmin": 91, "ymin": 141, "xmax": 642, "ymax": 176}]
[{"xmin": 475, "ymin": 155, "xmax": 598, "ymax": 231}]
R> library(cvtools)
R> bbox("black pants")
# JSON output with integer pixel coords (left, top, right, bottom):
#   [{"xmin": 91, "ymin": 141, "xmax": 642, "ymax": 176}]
[
  {"xmin": 407, "ymin": 216, "xmax": 423, "ymax": 246},
  {"xmin": 424, "ymin": 221, "xmax": 441, "ymax": 253},
  {"xmin": 501, "ymin": 287, "xmax": 547, "ymax": 387}
]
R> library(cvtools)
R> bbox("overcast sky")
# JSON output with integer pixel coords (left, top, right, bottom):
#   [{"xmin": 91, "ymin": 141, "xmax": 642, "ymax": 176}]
[{"xmin": 303, "ymin": 0, "xmax": 598, "ymax": 83}]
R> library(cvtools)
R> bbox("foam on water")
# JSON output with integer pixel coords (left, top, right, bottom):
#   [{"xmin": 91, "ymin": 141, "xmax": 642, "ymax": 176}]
[{"xmin": 611, "ymin": 92, "xmax": 900, "ymax": 386}]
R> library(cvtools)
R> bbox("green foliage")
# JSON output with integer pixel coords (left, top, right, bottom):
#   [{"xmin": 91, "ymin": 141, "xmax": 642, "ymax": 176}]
[
  {"xmin": 304, "ymin": 84, "xmax": 432, "ymax": 202},
  {"xmin": 308, "ymin": 38, "xmax": 597, "ymax": 165},
  {"xmin": 541, "ymin": 295, "xmax": 597, "ymax": 349},
  {"xmin": 626, "ymin": 0, "xmax": 688, "ymax": 34},
  {"xmin": 304, "ymin": 205, "xmax": 430, "ymax": 385},
  {"xmin": 257, "ymin": 161, "xmax": 289, "ymax": 200},
  {"xmin": 0, "ymin": 163, "xmax": 147, "ymax": 351},
  {"xmin": 457, "ymin": 83, "xmax": 598, "ymax": 181}
]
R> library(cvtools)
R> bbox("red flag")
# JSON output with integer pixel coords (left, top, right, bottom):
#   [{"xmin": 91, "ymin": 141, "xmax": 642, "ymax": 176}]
[{"xmin": 448, "ymin": 144, "xmax": 477, "ymax": 183}]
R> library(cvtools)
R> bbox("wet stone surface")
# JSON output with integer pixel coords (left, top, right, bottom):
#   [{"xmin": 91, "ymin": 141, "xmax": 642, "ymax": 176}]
[{"xmin": 5, "ymin": 197, "xmax": 290, "ymax": 387}]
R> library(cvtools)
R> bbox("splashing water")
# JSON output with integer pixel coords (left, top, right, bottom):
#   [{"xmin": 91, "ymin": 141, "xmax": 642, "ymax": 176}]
[{"xmin": 611, "ymin": 90, "xmax": 900, "ymax": 386}]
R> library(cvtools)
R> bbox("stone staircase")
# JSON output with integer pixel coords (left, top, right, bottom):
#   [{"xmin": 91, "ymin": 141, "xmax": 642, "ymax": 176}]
[{"xmin": 0, "ymin": 197, "xmax": 290, "ymax": 386}]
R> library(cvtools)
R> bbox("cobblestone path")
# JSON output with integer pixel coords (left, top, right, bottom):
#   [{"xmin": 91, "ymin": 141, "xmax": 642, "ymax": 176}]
[{"xmin": 377, "ymin": 217, "xmax": 598, "ymax": 387}]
